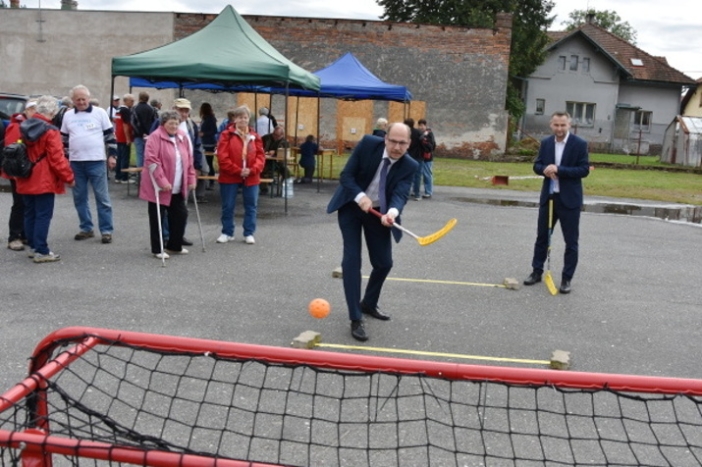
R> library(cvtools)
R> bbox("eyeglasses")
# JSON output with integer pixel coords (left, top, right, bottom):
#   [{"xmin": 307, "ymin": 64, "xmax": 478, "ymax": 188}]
[{"xmin": 386, "ymin": 138, "xmax": 409, "ymax": 147}]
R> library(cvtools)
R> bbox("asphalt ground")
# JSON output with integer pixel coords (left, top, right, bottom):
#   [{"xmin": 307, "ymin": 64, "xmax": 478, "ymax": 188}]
[{"xmin": 1, "ymin": 176, "xmax": 701, "ymax": 395}]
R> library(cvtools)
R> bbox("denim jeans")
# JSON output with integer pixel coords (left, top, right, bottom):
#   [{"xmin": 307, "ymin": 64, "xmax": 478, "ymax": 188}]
[
  {"xmin": 115, "ymin": 143, "xmax": 131, "ymax": 181},
  {"xmin": 421, "ymin": 160, "xmax": 433, "ymax": 196},
  {"xmin": 220, "ymin": 182, "xmax": 259, "ymax": 237},
  {"xmin": 133, "ymin": 137, "xmax": 146, "ymax": 168},
  {"xmin": 23, "ymin": 193, "xmax": 55, "ymax": 255},
  {"xmin": 71, "ymin": 160, "xmax": 114, "ymax": 235}
]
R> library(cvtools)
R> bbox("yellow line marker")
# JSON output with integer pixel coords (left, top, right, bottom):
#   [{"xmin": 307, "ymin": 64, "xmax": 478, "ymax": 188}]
[
  {"xmin": 363, "ymin": 276, "xmax": 506, "ymax": 288},
  {"xmin": 315, "ymin": 343, "xmax": 550, "ymax": 366}
]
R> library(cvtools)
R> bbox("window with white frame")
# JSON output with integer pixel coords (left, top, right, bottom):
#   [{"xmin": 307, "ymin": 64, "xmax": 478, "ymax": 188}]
[
  {"xmin": 535, "ymin": 99, "xmax": 545, "ymax": 115},
  {"xmin": 566, "ymin": 101, "xmax": 596, "ymax": 127},
  {"xmin": 633, "ymin": 110, "xmax": 652, "ymax": 132}
]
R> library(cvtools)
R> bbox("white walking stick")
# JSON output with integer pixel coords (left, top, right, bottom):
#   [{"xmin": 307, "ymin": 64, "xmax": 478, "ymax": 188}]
[
  {"xmin": 148, "ymin": 163, "xmax": 166, "ymax": 267},
  {"xmin": 191, "ymin": 189, "xmax": 206, "ymax": 252}
]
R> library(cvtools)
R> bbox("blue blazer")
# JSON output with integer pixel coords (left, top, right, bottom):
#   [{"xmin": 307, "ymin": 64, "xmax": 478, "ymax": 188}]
[
  {"xmin": 327, "ymin": 135, "xmax": 418, "ymax": 242},
  {"xmin": 534, "ymin": 133, "xmax": 590, "ymax": 209}
]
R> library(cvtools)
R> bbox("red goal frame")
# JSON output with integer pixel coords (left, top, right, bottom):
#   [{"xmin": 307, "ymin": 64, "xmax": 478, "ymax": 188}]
[{"xmin": 1, "ymin": 326, "xmax": 701, "ymax": 467}]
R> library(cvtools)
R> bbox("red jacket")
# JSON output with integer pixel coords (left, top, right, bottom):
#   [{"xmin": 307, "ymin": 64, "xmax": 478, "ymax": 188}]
[
  {"xmin": 11, "ymin": 114, "xmax": 74, "ymax": 195},
  {"xmin": 2, "ymin": 113, "xmax": 25, "ymax": 180},
  {"xmin": 216, "ymin": 125, "xmax": 265, "ymax": 186}
]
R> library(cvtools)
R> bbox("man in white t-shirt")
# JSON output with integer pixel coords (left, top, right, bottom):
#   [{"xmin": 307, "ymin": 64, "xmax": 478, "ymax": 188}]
[
  {"xmin": 255, "ymin": 107, "xmax": 273, "ymax": 137},
  {"xmin": 60, "ymin": 84, "xmax": 118, "ymax": 244}
]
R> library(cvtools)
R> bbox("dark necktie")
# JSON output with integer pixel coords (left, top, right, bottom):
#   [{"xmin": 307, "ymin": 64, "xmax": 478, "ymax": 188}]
[{"xmin": 378, "ymin": 158, "xmax": 391, "ymax": 214}]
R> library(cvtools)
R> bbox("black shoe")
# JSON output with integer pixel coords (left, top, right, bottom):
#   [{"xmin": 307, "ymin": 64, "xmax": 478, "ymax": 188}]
[
  {"xmin": 360, "ymin": 301, "xmax": 391, "ymax": 321},
  {"xmin": 351, "ymin": 320, "xmax": 368, "ymax": 341},
  {"xmin": 523, "ymin": 271, "xmax": 542, "ymax": 286},
  {"xmin": 559, "ymin": 280, "xmax": 571, "ymax": 294},
  {"xmin": 182, "ymin": 237, "xmax": 194, "ymax": 246}
]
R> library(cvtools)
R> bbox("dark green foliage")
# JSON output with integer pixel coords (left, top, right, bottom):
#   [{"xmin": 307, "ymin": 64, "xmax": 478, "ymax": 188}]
[{"xmin": 563, "ymin": 9, "xmax": 637, "ymax": 44}]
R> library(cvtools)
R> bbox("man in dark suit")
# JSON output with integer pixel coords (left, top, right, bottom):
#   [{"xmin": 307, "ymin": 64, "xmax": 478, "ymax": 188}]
[
  {"xmin": 327, "ymin": 123, "xmax": 418, "ymax": 341},
  {"xmin": 524, "ymin": 111, "xmax": 590, "ymax": 294}
]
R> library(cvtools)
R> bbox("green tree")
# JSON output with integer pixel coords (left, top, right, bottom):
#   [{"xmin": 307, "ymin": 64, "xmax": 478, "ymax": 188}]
[
  {"xmin": 377, "ymin": 0, "xmax": 555, "ymax": 121},
  {"xmin": 563, "ymin": 9, "xmax": 637, "ymax": 44}
]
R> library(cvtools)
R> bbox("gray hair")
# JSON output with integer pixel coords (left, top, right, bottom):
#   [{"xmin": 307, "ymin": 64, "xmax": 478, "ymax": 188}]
[
  {"xmin": 376, "ymin": 117, "xmax": 388, "ymax": 128},
  {"xmin": 123, "ymin": 93, "xmax": 135, "ymax": 102},
  {"xmin": 69, "ymin": 84, "xmax": 90, "ymax": 98},
  {"xmin": 232, "ymin": 105, "xmax": 251, "ymax": 120},
  {"xmin": 258, "ymin": 106, "xmax": 268, "ymax": 116},
  {"xmin": 160, "ymin": 110, "xmax": 179, "ymax": 126},
  {"xmin": 60, "ymin": 96, "xmax": 72, "ymax": 107},
  {"xmin": 34, "ymin": 95, "xmax": 59, "ymax": 118}
]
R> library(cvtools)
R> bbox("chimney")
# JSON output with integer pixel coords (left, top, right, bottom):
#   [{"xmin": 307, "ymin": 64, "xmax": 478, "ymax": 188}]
[
  {"xmin": 10, "ymin": 0, "xmax": 20, "ymax": 8},
  {"xmin": 585, "ymin": 11, "xmax": 595, "ymax": 25},
  {"xmin": 60, "ymin": 0, "xmax": 78, "ymax": 10}
]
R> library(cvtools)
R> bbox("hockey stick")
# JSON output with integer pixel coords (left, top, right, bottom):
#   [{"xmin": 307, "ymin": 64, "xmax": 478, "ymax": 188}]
[
  {"xmin": 544, "ymin": 182, "xmax": 558, "ymax": 295},
  {"xmin": 369, "ymin": 208, "xmax": 457, "ymax": 246}
]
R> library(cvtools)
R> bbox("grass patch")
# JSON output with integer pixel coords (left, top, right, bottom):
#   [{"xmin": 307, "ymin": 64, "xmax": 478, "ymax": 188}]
[{"xmin": 328, "ymin": 153, "xmax": 702, "ymax": 205}]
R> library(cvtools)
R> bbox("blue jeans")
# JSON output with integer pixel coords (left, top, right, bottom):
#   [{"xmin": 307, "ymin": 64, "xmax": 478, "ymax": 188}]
[
  {"xmin": 134, "ymin": 137, "xmax": 146, "ymax": 168},
  {"xmin": 71, "ymin": 160, "xmax": 114, "ymax": 235},
  {"xmin": 23, "ymin": 193, "xmax": 55, "ymax": 255},
  {"xmin": 220, "ymin": 183, "xmax": 259, "ymax": 237},
  {"xmin": 421, "ymin": 160, "xmax": 433, "ymax": 196},
  {"xmin": 115, "ymin": 143, "xmax": 131, "ymax": 181}
]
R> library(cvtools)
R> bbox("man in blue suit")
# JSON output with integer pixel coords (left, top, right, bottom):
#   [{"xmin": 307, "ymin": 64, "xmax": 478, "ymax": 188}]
[
  {"xmin": 327, "ymin": 123, "xmax": 418, "ymax": 341},
  {"xmin": 524, "ymin": 111, "xmax": 590, "ymax": 294}
]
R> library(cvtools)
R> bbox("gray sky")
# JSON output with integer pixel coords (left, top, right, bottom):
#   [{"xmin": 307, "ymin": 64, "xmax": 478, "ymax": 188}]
[{"xmin": 40, "ymin": 0, "xmax": 702, "ymax": 79}]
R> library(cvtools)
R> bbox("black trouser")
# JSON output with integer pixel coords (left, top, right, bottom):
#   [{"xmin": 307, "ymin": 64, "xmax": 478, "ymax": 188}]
[
  {"xmin": 8, "ymin": 179, "xmax": 25, "ymax": 242},
  {"xmin": 148, "ymin": 193, "xmax": 188, "ymax": 254}
]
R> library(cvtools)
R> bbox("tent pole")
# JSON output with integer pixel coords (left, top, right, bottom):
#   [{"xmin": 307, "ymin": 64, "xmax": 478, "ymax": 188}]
[
  {"xmin": 316, "ymin": 94, "xmax": 322, "ymax": 193},
  {"xmin": 294, "ymin": 96, "xmax": 300, "ymax": 147},
  {"xmin": 109, "ymin": 76, "xmax": 116, "ymax": 123},
  {"xmin": 284, "ymin": 82, "xmax": 289, "ymax": 215}
]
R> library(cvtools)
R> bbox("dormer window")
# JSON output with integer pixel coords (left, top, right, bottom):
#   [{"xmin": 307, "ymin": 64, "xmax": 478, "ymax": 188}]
[{"xmin": 631, "ymin": 58, "xmax": 644, "ymax": 67}]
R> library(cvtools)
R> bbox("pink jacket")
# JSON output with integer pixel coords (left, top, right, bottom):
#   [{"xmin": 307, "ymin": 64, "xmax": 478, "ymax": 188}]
[{"xmin": 139, "ymin": 125, "xmax": 197, "ymax": 206}]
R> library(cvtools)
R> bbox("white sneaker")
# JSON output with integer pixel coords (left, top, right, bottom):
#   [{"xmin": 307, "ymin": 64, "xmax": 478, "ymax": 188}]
[
  {"xmin": 33, "ymin": 251, "xmax": 61, "ymax": 263},
  {"xmin": 166, "ymin": 248, "xmax": 189, "ymax": 255},
  {"xmin": 245, "ymin": 235, "xmax": 255, "ymax": 244},
  {"xmin": 154, "ymin": 252, "xmax": 170, "ymax": 259},
  {"xmin": 217, "ymin": 234, "xmax": 234, "ymax": 243}
]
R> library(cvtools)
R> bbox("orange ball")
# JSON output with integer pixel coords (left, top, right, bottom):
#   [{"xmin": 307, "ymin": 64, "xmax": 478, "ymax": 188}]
[{"xmin": 308, "ymin": 298, "xmax": 331, "ymax": 319}]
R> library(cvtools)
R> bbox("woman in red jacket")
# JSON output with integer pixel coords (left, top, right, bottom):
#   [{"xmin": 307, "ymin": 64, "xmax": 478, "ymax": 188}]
[
  {"xmin": 215, "ymin": 105, "xmax": 265, "ymax": 245},
  {"xmin": 139, "ymin": 111, "xmax": 197, "ymax": 259},
  {"xmin": 12, "ymin": 96, "xmax": 75, "ymax": 263}
]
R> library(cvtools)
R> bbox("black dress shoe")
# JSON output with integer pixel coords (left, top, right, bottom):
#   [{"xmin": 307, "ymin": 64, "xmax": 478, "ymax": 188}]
[
  {"xmin": 523, "ymin": 271, "xmax": 542, "ymax": 286},
  {"xmin": 182, "ymin": 237, "xmax": 194, "ymax": 246},
  {"xmin": 360, "ymin": 302, "xmax": 391, "ymax": 321},
  {"xmin": 351, "ymin": 320, "xmax": 368, "ymax": 341},
  {"xmin": 559, "ymin": 280, "xmax": 571, "ymax": 294}
]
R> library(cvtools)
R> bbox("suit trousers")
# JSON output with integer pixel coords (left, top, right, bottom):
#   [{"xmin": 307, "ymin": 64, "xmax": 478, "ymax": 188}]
[
  {"xmin": 531, "ymin": 194, "xmax": 580, "ymax": 281},
  {"xmin": 338, "ymin": 203, "xmax": 393, "ymax": 321}
]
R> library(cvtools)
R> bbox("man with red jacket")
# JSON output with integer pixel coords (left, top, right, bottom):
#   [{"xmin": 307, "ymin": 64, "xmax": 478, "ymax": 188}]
[{"xmin": 10, "ymin": 96, "xmax": 75, "ymax": 263}]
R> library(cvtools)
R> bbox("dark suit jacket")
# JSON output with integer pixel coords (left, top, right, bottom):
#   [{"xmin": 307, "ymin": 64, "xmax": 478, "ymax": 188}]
[
  {"xmin": 327, "ymin": 135, "xmax": 418, "ymax": 242},
  {"xmin": 534, "ymin": 133, "xmax": 590, "ymax": 209}
]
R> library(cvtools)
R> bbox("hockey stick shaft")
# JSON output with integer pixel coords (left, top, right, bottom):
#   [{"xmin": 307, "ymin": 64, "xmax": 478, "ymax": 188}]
[{"xmin": 369, "ymin": 208, "xmax": 456, "ymax": 246}]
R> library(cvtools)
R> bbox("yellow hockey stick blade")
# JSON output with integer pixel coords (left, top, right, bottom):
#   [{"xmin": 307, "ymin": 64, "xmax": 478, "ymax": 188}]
[
  {"xmin": 417, "ymin": 218, "xmax": 458, "ymax": 246},
  {"xmin": 544, "ymin": 271, "xmax": 558, "ymax": 296}
]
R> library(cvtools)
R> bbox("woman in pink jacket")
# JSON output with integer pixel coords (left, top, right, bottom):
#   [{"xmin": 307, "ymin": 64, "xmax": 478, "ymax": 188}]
[
  {"xmin": 215, "ymin": 105, "xmax": 265, "ymax": 245},
  {"xmin": 11, "ymin": 96, "xmax": 75, "ymax": 263},
  {"xmin": 139, "ymin": 111, "xmax": 197, "ymax": 259}
]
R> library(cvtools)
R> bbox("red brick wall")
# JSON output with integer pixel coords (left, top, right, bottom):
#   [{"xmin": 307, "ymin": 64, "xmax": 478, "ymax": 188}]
[{"xmin": 174, "ymin": 13, "xmax": 512, "ymax": 158}]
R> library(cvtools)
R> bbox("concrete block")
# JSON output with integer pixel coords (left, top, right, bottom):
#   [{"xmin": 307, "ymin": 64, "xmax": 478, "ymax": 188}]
[
  {"xmin": 503, "ymin": 277, "xmax": 520, "ymax": 290},
  {"xmin": 291, "ymin": 330, "xmax": 321, "ymax": 349},
  {"xmin": 549, "ymin": 350, "xmax": 571, "ymax": 370}
]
